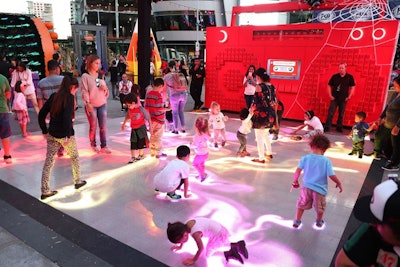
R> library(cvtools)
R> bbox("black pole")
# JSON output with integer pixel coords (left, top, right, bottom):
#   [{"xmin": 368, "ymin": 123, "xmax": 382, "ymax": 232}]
[{"xmin": 138, "ymin": 0, "xmax": 151, "ymax": 99}]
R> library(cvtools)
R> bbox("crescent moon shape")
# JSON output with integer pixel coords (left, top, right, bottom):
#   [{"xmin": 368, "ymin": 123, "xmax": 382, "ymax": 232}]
[{"xmin": 219, "ymin": 30, "xmax": 228, "ymax": 43}]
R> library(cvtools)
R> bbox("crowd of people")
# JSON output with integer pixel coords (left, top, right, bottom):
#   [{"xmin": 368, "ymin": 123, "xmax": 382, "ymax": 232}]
[{"xmin": 0, "ymin": 53, "xmax": 399, "ymax": 265}]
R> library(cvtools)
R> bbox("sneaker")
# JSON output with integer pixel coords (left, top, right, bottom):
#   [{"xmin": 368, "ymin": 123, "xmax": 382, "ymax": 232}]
[
  {"xmin": 156, "ymin": 153, "xmax": 167, "ymax": 159},
  {"xmin": 214, "ymin": 142, "xmax": 218, "ymax": 148},
  {"xmin": 224, "ymin": 247, "xmax": 244, "ymax": 264},
  {"xmin": 316, "ymin": 219, "xmax": 325, "ymax": 228},
  {"xmin": 40, "ymin": 191, "xmax": 58, "ymax": 200},
  {"xmin": 3, "ymin": 155, "xmax": 12, "ymax": 164},
  {"xmin": 236, "ymin": 152, "xmax": 245, "ymax": 158},
  {"xmin": 291, "ymin": 136, "xmax": 302, "ymax": 141},
  {"xmin": 221, "ymin": 140, "xmax": 226, "ymax": 147},
  {"xmin": 166, "ymin": 192, "xmax": 182, "ymax": 199},
  {"xmin": 358, "ymin": 152, "xmax": 363, "ymax": 159},
  {"xmin": 200, "ymin": 173, "xmax": 208, "ymax": 182},
  {"xmin": 137, "ymin": 154, "xmax": 144, "ymax": 160},
  {"xmin": 154, "ymin": 188, "xmax": 160, "ymax": 194},
  {"xmin": 272, "ymin": 134, "xmax": 278, "ymax": 140},
  {"xmin": 74, "ymin": 180, "xmax": 87, "ymax": 189},
  {"xmin": 242, "ymin": 151, "xmax": 250, "ymax": 157},
  {"xmin": 265, "ymin": 154, "xmax": 273, "ymax": 160},
  {"xmin": 181, "ymin": 130, "xmax": 186, "ymax": 133},
  {"xmin": 292, "ymin": 220, "xmax": 302, "ymax": 228},
  {"xmin": 91, "ymin": 146, "xmax": 100, "ymax": 153},
  {"xmin": 251, "ymin": 159, "xmax": 265, "ymax": 164},
  {"xmin": 348, "ymin": 151, "xmax": 355, "ymax": 156},
  {"xmin": 382, "ymin": 162, "xmax": 399, "ymax": 171},
  {"xmin": 100, "ymin": 147, "xmax": 112, "ymax": 154},
  {"xmin": 128, "ymin": 157, "xmax": 137, "ymax": 164},
  {"xmin": 172, "ymin": 130, "xmax": 179, "ymax": 134}
]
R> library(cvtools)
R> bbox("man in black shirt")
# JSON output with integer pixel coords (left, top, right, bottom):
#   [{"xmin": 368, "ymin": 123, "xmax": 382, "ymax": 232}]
[
  {"xmin": 324, "ymin": 63, "xmax": 355, "ymax": 132},
  {"xmin": 189, "ymin": 58, "xmax": 205, "ymax": 111}
]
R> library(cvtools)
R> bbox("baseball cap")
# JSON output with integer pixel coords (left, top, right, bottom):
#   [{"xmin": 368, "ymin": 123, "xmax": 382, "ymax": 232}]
[{"xmin": 354, "ymin": 179, "xmax": 400, "ymax": 223}]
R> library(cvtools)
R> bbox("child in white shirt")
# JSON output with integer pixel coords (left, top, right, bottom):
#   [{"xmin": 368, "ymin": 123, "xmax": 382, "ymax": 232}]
[
  {"xmin": 237, "ymin": 106, "xmax": 255, "ymax": 157},
  {"xmin": 209, "ymin": 101, "xmax": 228, "ymax": 148},
  {"xmin": 291, "ymin": 110, "xmax": 324, "ymax": 141}
]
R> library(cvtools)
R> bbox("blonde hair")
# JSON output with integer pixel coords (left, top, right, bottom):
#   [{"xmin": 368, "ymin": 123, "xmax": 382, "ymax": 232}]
[
  {"xmin": 195, "ymin": 117, "xmax": 210, "ymax": 135},
  {"xmin": 210, "ymin": 101, "xmax": 220, "ymax": 109}
]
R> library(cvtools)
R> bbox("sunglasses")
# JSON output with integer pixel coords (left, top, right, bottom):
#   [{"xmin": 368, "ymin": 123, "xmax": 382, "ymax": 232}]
[{"xmin": 95, "ymin": 78, "xmax": 100, "ymax": 87}]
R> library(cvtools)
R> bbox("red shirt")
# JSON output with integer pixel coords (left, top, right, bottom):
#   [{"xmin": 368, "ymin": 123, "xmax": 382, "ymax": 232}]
[{"xmin": 128, "ymin": 107, "xmax": 145, "ymax": 129}]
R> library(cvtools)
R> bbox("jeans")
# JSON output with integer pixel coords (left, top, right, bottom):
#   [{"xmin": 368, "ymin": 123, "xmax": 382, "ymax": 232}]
[
  {"xmin": 325, "ymin": 99, "xmax": 347, "ymax": 129},
  {"xmin": 170, "ymin": 93, "xmax": 188, "ymax": 130},
  {"xmin": 85, "ymin": 104, "xmax": 107, "ymax": 148}
]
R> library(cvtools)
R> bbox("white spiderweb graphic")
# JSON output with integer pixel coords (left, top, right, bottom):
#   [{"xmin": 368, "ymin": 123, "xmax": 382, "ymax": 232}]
[{"xmin": 285, "ymin": 0, "xmax": 398, "ymax": 118}]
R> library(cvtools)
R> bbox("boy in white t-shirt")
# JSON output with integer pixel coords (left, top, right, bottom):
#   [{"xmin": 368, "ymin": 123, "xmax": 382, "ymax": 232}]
[
  {"xmin": 291, "ymin": 110, "xmax": 324, "ymax": 141},
  {"xmin": 154, "ymin": 145, "xmax": 191, "ymax": 200}
]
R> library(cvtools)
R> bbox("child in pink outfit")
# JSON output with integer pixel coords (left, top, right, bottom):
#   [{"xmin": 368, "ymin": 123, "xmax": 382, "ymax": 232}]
[
  {"xmin": 11, "ymin": 81, "xmax": 30, "ymax": 137},
  {"xmin": 192, "ymin": 117, "xmax": 210, "ymax": 182}
]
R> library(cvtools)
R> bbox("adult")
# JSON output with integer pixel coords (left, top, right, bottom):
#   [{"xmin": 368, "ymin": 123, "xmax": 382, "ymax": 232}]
[
  {"xmin": 37, "ymin": 60, "xmax": 64, "ymax": 109},
  {"xmin": 117, "ymin": 54, "xmax": 127, "ymax": 81},
  {"xmin": 10, "ymin": 61, "xmax": 40, "ymax": 114},
  {"xmin": 38, "ymin": 76, "xmax": 87, "ymax": 200},
  {"xmin": 243, "ymin": 65, "xmax": 256, "ymax": 109},
  {"xmin": 0, "ymin": 74, "xmax": 12, "ymax": 164},
  {"xmin": 251, "ymin": 68, "xmax": 277, "ymax": 163},
  {"xmin": 189, "ymin": 58, "xmax": 205, "ymax": 111},
  {"xmin": 80, "ymin": 54, "xmax": 111, "ymax": 154},
  {"xmin": 165, "ymin": 61, "xmax": 188, "ymax": 134},
  {"xmin": 334, "ymin": 179, "xmax": 400, "ymax": 267},
  {"xmin": 324, "ymin": 63, "xmax": 355, "ymax": 132},
  {"xmin": 0, "ymin": 55, "xmax": 12, "ymax": 81},
  {"xmin": 371, "ymin": 75, "xmax": 400, "ymax": 171},
  {"xmin": 108, "ymin": 60, "xmax": 118, "ymax": 100},
  {"xmin": 118, "ymin": 73, "xmax": 132, "ymax": 111}
]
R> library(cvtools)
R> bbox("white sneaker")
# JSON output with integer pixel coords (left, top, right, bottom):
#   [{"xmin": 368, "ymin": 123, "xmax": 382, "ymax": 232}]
[
  {"xmin": 100, "ymin": 147, "xmax": 112, "ymax": 154},
  {"xmin": 3, "ymin": 155, "xmax": 12, "ymax": 164},
  {"xmin": 91, "ymin": 146, "xmax": 100, "ymax": 153}
]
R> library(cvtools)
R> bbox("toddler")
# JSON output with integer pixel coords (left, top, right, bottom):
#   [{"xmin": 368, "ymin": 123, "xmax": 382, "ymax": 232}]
[
  {"xmin": 121, "ymin": 93, "xmax": 149, "ymax": 164},
  {"xmin": 11, "ymin": 81, "xmax": 30, "ymax": 137},
  {"xmin": 347, "ymin": 111, "xmax": 370, "ymax": 159},
  {"xmin": 292, "ymin": 134, "xmax": 342, "ymax": 228},
  {"xmin": 153, "ymin": 145, "xmax": 191, "ymax": 200},
  {"xmin": 192, "ymin": 117, "xmax": 210, "ymax": 182},
  {"xmin": 209, "ymin": 101, "xmax": 228, "ymax": 148},
  {"xmin": 167, "ymin": 217, "xmax": 248, "ymax": 265},
  {"xmin": 291, "ymin": 110, "xmax": 324, "ymax": 141},
  {"xmin": 236, "ymin": 106, "xmax": 254, "ymax": 157}
]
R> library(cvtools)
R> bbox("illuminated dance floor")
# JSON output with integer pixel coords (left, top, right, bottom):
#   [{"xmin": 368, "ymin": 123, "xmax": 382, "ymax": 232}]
[{"xmin": 0, "ymin": 98, "xmax": 383, "ymax": 266}]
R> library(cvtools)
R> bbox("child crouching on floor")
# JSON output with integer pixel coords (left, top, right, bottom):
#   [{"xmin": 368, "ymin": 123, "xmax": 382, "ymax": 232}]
[
  {"xmin": 121, "ymin": 93, "xmax": 149, "ymax": 164},
  {"xmin": 153, "ymin": 145, "xmax": 191, "ymax": 200}
]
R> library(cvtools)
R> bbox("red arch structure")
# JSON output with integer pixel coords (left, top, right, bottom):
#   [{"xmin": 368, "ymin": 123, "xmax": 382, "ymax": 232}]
[{"xmin": 205, "ymin": 1, "xmax": 400, "ymax": 126}]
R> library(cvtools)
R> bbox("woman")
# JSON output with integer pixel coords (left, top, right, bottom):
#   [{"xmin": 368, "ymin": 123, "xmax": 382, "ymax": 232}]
[
  {"xmin": 80, "ymin": 54, "xmax": 111, "ymax": 153},
  {"xmin": 243, "ymin": 65, "xmax": 256, "ymax": 109},
  {"xmin": 10, "ymin": 61, "xmax": 39, "ymax": 113},
  {"xmin": 165, "ymin": 60, "xmax": 188, "ymax": 134},
  {"xmin": 38, "ymin": 76, "xmax": 86, "ymax": 200},
  {"xmin": 251, "ymin": 68, "xmax": 277, "ymax": 163}
]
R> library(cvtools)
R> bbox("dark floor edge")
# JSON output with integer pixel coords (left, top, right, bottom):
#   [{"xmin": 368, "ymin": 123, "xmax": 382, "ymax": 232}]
[
  {"xmin": 0, "ymin": 179, "xmax": 168, "ymax": 267},
  {"xmin": 329, "ymin": 159, "xmax": 385, "ymax": 267}
]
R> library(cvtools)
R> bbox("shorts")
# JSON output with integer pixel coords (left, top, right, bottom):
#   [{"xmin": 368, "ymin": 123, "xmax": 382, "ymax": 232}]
[
  {"xmin": 296, "ymin": 187, "xmax": 326, "ymax": 214},
  {"xmin": 0, "ymin": 113, "xmax": 12, "ymax": 139}
]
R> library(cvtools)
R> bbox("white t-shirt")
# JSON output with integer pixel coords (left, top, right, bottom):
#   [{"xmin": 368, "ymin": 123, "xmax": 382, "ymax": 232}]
[
  {"xmin": 305, "ymin": 116, "xmax": 324, "ymax": 131},
  {"xmin": 209, "ymin": 112, "xmax": 226, "ymax": 130},
  {"xmin": 243, "ymin": 75, "xmax": 256, "ymax": 95},
  {"xmin": 153, "ymin": 159, "xmax": 190, "ymax": 192},
  {"xmin": 192, "ymin": 133, "xmax": 210, "ymax": 155},
  {"xmin": 238, "ymin": 113, "xmax": 253, "ymax": 134}
]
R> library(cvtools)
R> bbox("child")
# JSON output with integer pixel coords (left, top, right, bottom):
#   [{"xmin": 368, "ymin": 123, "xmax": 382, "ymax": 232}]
[
  {"xmin": 347, "ymin": 111, "xmax": 370, "ymax": 159},
  {"xmin": 291, "ymin": 110, "xmax": 324, "ymax": 141},
  {"xmin": 121, "ymin": 93, "xmax": 149, "ymax": 164},
  {"xmin": 209, "ymin": 101, "xmax": 228, "ymax": 148},
  {"xmin": 153, "ymin": 145, "xmax": 191, "ymax": 200},
  {"xmin": 11, "ymin": 81, "xmax": 30, "ymax": 137},
  {"xmin": 145, "ymin": 78, "xmax": 167, "ymax": 159},
  {"xmin": 237, "ymin": 106, "xmax": 254, "ymax": 157},
  {"xmin": 192, "ymin": 117, "xmax": 210, "ymax": 182},
  {"xmin": 291, "ymin": 134, "xmax": 343, "ymax": 228},
  {"xmin": 167, "ymin": 217, "xmax": 248, "ymax": 265},
  {"xmin": 335, "ymin": 179, "xmax": 400, "ymax": 266}
]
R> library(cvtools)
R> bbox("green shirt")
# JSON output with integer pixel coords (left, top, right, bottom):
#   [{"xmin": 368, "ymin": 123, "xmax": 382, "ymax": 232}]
[{"xmin": 0, "ymin": 74, "xmax": 10, "ymax": 113}]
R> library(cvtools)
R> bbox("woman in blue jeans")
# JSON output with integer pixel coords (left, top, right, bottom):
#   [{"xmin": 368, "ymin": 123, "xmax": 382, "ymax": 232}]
[
  {"xmin": 80, "ymin": 54, "xmax": 111, "ymax": 153},
  {"xmin": 164, "ymin": 61, "xmax": 188, "ymax": 134}
]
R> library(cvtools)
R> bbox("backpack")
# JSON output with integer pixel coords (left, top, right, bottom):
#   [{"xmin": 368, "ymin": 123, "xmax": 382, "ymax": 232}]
[{"xmin": 172, "ymin": 73, "xmax": 188, "ymax": 92}]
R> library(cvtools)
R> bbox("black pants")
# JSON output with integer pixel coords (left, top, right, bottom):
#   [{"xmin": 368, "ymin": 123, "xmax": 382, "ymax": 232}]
[{"xmin": 190, "ymin": 82, "xmax": 203, "ymax": 109}]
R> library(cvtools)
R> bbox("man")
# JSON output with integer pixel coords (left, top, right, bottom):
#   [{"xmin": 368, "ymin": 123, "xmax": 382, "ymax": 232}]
[
  {"xmin": 324, "ymin": 63, "xmax": 355, "ymax": 132},
  {"xmin": 37, "ymin": 60, "xmax": 64, "ymax": 109},
  {"xmin": 37, "ymin": 60, "xmax": 65, "ymax": 157},
  {"xmin": 335, "ymin": 179, "xmax": 400, "ymax": 267},
  {"xmin": 189, "ymin": 58, "xmax": 205, "ymax": 111},
  {"xmin": 0, "ymin": 74, "xmax": 12, "ymax": 163}
]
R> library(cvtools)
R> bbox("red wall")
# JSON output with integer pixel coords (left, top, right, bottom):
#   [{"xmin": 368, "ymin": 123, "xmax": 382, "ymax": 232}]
[{"xmin": 205, "ymin": 20, "xmax": 399, "ymax": 126}]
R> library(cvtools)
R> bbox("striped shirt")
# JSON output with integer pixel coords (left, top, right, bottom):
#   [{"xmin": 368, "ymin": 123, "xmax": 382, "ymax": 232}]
[
  {"xmin": 37, "ymin": 75, "xmax": 64, "ymax": 100},
  {"xmin": 144, "ymin": 90, "xmax": 165, "ymax": 124}
]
